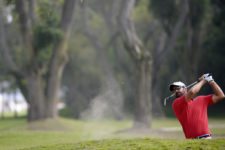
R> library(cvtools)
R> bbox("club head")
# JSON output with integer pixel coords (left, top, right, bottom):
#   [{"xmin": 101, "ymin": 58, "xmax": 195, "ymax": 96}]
[
  {"xmin": 164, "ymin": 98, "xmax": 167, "ymax": 106},
  {"xmin": 163, "ymin": 93, "xmax": 175, "ymax": 106}
]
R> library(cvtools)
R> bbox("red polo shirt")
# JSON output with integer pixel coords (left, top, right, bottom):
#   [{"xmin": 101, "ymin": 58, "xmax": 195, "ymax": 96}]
[{"xmin": 172, "ymin": 95, "xmax": 213, "ymax": 139}]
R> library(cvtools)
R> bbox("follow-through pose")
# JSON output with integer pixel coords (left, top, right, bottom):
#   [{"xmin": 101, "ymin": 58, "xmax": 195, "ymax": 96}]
[{"xmin": 169, "ymin": 74, "xmax": 225, "ymax": 139}]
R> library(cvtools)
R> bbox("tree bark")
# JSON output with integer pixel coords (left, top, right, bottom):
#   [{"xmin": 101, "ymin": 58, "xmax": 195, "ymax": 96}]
[
  {"xmin": 28, "ymin": 0, "xmax": 37, "ymax": 26},
  {"xmin": 26, "ymin": 72, "xmax": 45, "ymax": 121},
  {"xmin": 133, "ymin": 59, "xmax": 151, "ymax": 128},
  {"xmin": 46, "ymin": 0, "xmax": 77, "ymax": 118}
]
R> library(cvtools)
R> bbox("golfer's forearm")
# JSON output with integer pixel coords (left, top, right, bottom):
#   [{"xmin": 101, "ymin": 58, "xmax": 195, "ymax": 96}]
[
  {"xmin": 186, "ymin": 80, "xmax": 206, "ymax": 100},
  {"xmin": 190, "ymin": 80, "xmax": 206, "ymax": 94}
]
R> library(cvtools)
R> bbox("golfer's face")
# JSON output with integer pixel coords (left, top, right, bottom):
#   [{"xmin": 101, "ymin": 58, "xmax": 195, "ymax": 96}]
[{"xmin": 172, "ymin": 86, "xmax": 186, "ymax": 98}]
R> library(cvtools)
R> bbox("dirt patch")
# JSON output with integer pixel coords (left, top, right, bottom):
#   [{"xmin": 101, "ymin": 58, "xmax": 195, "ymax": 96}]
[
  {"xmin": 115, "ymin": 125, "xmax": 225, "ymax": 139},
  {"xmin": 27, "ymin": 119, "xmax": 69, "ymax": 131},
  {"xmin": 115, "ymin": 127, "xmax": 184, "ymax": 139}
]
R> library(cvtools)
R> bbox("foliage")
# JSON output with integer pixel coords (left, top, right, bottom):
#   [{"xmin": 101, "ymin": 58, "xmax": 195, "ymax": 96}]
[
  {"xmin": 189, "ymin": 0, "xmax": 210, "ymax": 28},
  {"xmin": 33, "ymin": 1, "xmax": 63, "ymax": 66},
  {"xmin": 133, "ymin": 0, "xmax": 152, "ymax": 22},
  {"xmin": 4, "ymin": 0, "xmax": 15, "ymax": 5},
  {"xmin": 149, "ymin": 0, "xmax": 178, "ymax": 34}
]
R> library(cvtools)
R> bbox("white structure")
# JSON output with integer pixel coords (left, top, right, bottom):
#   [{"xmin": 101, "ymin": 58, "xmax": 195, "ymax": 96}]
[
  {"xmin": 0, "ymin": 81, "xmax": 65, "ymax": 115},
  {"xmin": 0, "ymin": 90, "xmax": 28, "ymax": 114}
]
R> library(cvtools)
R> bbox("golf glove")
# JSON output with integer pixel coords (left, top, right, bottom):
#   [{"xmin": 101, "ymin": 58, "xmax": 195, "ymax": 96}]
[
  {"xmin": 203, "ymin": 73, "xmax": 210, "ymax": 78},
  {"xmin": 205, "ymin": 75, "xmax": 214, "ymax": 82}
]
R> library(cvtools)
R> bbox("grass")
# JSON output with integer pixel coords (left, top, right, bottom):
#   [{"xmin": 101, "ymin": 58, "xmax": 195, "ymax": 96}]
[
  {"xmin": 0, "ymin": 117, "xmax": 224, "ymax": 150},
  {"xmin": 22, "ymin": 138, "xmax": 225, "ymax": 150},
  {"xmin": 0, "ymin": 118, "xmax": 132, "ymax": 150}
]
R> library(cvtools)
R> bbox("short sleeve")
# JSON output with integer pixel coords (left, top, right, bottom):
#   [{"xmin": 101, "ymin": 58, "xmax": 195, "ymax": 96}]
[{"xmin": 204, "ymin": 95, "xmax": 213, "ymax": 106}]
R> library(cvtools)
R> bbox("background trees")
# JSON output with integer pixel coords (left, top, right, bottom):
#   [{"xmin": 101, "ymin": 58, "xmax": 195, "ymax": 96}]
[
  {"xmin": 0, "ymin": 0, "xmax": 77, "ymax": 121},
  {"xmin": 0, "ymin": 0, "xmax": 225, "ymax": 126}
]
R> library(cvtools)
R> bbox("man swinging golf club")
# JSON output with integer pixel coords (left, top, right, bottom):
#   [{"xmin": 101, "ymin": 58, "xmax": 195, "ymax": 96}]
[{"xmin": 169, "ymin": 73, "xmax": 225, "ymax": 139}]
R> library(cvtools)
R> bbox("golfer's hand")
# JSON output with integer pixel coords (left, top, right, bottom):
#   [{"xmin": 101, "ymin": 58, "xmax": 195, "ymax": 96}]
[
  {"xmin": 199, "ymin": 73, "xmax": 210, "ymax": 82},
  {"xmin": 205, "ymin": 75, "xmax": 214, "ymax": 82}
]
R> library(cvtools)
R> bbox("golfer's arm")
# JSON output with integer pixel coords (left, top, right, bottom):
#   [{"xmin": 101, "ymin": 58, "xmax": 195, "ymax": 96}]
[
  {"xmin": 209, "ymin": 81, "xmax": 225, "ymax": 103},
  {"xmin": 185, "ymin": 80, "xmax": 206, "ymax": 101}
]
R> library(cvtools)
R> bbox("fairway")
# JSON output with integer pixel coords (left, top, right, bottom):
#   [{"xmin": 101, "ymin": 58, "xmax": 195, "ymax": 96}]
[
  {"xmin": 21, "ymin": 138, "xmax": 225, "ymax": 150},
  {"xmin": 0, "ymin": 117, "xmax": 225, "ymax": 150}
]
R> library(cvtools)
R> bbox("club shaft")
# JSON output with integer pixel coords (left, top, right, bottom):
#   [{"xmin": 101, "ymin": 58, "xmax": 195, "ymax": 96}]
[
  {"xmin": 186, "ymin": 81, "xmax": 198, "ymax": 88},
  {"xmin": 164, "ymin": 73, "xmax": 212, "ymax": 106}
]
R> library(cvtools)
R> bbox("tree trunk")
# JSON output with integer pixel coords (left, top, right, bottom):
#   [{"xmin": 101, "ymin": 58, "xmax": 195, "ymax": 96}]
[
  {"xmin": 46, "ymin": 0, "xmax": 76, "ymax": 119},
  {"xmin": 26, "ymin": 72, "xmax": 45, "ymax": 121},
  {"xmin": 152, "ymin": 64, "xmax": 165, "ymax": 117},
  {"xmin": 133, "ymin": 59, "xmax": 152, "ymax": 128}
]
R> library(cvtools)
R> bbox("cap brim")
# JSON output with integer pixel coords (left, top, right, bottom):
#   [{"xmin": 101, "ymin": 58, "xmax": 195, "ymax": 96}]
[{"xmin": 169, "ymin": 85, "xmax": 177, "ymax": 91}]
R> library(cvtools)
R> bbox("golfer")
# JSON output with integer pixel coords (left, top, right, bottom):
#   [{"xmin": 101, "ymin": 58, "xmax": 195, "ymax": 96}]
[{"xmin": 169, "ymin": 74, "xmax": 225, "ymax": 139}]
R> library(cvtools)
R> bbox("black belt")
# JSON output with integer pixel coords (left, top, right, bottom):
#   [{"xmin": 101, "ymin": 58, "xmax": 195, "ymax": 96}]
[{"xmin": 195, "ymin": 134, "xmax": 211, "ymax": 139}]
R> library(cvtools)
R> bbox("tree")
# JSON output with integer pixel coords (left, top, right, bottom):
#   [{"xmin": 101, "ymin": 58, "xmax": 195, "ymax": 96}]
[
  {"xmin": 0, "ymin": 0, "xmax": 77, "ymax": 121},
  {"xmin": 117, "ymin": 0, "xmax": 152, "ymax": 128}
]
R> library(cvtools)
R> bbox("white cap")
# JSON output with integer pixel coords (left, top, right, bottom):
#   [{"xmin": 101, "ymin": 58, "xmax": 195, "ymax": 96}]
[{"xmin": 169, "ymin": 81, "xmax": 186, "ymax": 91}]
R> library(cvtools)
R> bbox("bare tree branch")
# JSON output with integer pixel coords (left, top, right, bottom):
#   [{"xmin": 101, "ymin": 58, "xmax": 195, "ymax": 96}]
[
  {"xmin": 0, "ymin": 1, "xmax": 19, "ymax": 73},
  {"xmin": 158, "ymin": 0, "xmax": 189, "ymax": 60},
  {"xmin": 28, "ymin": 0, "xmax": 37, "ymax": 25},
  {"xmin": 15, "ymin": 0, "xmax": 34, "ymax": 60},
  {"xmin": 118, "ymin": 0, "xmax": 146, "ymax": 61},
  {"xmin": 60, "ymin": 0, "xmax": 76, "ymax": 33}
]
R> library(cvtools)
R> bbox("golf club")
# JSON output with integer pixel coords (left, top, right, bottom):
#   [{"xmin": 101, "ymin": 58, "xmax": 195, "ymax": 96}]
[{"xmin": 164, "ymin": 73, "xmax": 211, "ymax": 106}]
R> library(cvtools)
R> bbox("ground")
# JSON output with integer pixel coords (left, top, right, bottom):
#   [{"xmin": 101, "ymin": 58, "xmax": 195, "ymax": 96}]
[{"xmin": 115, "ymin": 121, "xmax": 225, "ymax": 139}]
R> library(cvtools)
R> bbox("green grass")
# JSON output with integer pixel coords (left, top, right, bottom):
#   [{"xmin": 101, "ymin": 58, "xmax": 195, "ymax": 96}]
[
  {"xmin": 0, "ymin": 117, "xmax": 224, "ymax": 150},
  {"xmin": 0, "ymin": 118, "xmax": 132, "ymax": 150},
  {"xmin": 22, "ymin": 138, "xmax": 225, "ymax": 150}
]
